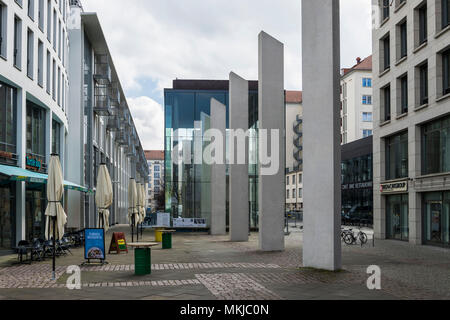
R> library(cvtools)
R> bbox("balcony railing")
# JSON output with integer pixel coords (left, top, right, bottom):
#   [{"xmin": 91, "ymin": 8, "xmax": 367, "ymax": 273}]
[
  {"xmin": 106, "ymin": 117, "xmax": 120, "ymax": 132},
  {"xmin": 94, "ymin": 84, "xmax": 112, "ymax": 116},
  {"xmin": 94, "ymin": 54, "xmax": 111, "ymax": 84},
  {"xmin": 109, "ymin": 83, "xmax": 121, "ymax": 106}
]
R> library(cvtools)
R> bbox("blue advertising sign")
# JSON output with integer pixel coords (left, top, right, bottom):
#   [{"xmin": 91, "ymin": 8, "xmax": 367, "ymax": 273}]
[{"xmin": 84, "ymin": 229, "xmax": 106, "ymax": 260}]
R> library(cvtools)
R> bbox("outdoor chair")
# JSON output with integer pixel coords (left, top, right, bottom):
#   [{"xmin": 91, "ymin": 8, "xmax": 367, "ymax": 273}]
[
  {"xmin": 31, "ymin": 239, "xmax": 44, "ymax": 261},
  {"xmin": 16, "ymin": 240, "xmax": 31, "ymax": 264}
]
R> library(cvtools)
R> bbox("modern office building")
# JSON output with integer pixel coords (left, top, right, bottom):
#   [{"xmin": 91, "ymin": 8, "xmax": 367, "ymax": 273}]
[
  {"xmin": 65, "ymin": 1, "xmax": 148, "ymax": 230},
  {"xmin": 0, "ymin": 0, "xmax": 75, "ymax": 248},
  {"xmin": 164, "ymin": 79, "xmax": 260, "ymax": 229},
  {"xmin": 372, "ymin": 0, "xmax": 450, "ymax": 247},
  {"xmin": 341, "ymin": 136, "xmax": 373, "ymax": 226},
  {"xmin": 145, "ymin": 150, "xmax": 164, "ymax": 211},
  {"xmin": 341, "ymin": 56, "xmax": 374, "ymax": 144}
]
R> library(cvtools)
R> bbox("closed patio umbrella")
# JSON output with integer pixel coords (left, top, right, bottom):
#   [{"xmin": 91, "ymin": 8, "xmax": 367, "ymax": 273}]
[
  {"xmin": 45, "ymin": 154, "xmax": 67, "ymax": 280},
  {"xmin": 95, "ymin": 164, "xmax": 113, "ymax": 232},
  {"xmin": 128, "ymin": 178, "xmax": 139, "ymax": 241}
]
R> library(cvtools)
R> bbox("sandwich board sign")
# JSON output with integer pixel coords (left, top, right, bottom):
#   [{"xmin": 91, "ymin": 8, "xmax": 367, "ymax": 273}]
[
  {"xmin": 108, "ymin": 232, "xmax": 128, "ymax": 254},
  {"xmin": 84, "ymin": 229, "xmax": 106, "ymax": 263}
]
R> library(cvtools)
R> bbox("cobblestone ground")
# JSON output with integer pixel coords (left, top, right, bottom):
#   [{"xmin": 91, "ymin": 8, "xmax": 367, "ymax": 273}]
[{"xmin": 0, "ymin": 224, "xmax": 448, "ymax": 300}]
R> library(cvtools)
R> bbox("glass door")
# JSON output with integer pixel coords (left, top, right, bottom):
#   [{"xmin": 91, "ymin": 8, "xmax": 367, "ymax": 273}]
[
  {"xmin": 0, "ymin": 183, "xmax": 15, "ymax": 249},
  {"xmin": 386, "ymin": 194, "xmax": 409, "ymax": 241},
  {"xmin": 443, "ymin": 192, "xmax": 450, "ymax": 245},
  {"xmin": 425, "ymin": 192, "xmax": 450, "ymax": 246},
  {"xmin": 25, "ymin": 187, "xmax": 46, "ymax": 241}
]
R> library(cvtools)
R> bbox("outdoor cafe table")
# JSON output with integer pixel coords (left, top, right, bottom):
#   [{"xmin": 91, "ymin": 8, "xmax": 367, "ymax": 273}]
[
  {"xmin": 161, "ymin": 230, "xmax": 176, "ymax": 249},
  {"xmin": 128, "ymin": 242, "xmax": 159, "ymax": 275}
]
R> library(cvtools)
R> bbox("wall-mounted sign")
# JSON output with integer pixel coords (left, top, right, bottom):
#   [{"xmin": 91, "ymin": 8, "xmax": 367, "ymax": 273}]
[
  {"xmin": 380, "ymin": 181, "xmax": 408, "ymax": 193},
  {"xmin": 342, "ymin": 182, "xmax": 373, "ymax": 190},
  {"xmin": 26, "ymin": 156, "xmax": 42, "ymax": 172}
]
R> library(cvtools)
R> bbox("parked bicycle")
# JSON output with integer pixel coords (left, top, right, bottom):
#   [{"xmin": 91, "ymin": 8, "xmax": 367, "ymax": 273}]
[{"xmin": 342, "ymin": 228, "xmax": 368, "ymax": 246}]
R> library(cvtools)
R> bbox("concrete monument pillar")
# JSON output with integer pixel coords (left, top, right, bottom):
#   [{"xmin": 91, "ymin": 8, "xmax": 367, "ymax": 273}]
[
  {"xmin": 210, "ymin": 98, "xmax": 227, "ymax": 235},
  {"xmin": 302, "ymin": 0, "xmax": 342, "ymax": 270},
  {"xmin": 229, "ymin": 72, "xmax": 249, "ymax": 241},
  {"xmin": 258, "ymin": 32, "xmax": 285, "ymax": 252}
]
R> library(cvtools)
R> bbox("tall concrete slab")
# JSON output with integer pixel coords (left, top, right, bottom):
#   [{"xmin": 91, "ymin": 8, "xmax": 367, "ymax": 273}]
[
  {"xmin": 229, "ymin": 72, "xmax": 249, "ymax": 242},
  {"xmin": 302, "ymin": 0, "xmax": 342, "ymax": 270},
  {"xmin": 210, "ymin": 98, "xmax": 227, "ymax": 235},
  {"xmin": 258, "ymin": 32, "xmax": 285, "ymax": 252}
]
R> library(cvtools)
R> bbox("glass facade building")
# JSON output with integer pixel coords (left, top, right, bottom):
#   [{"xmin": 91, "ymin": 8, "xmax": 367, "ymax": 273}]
[
  {"xmin": 341, "ymin": 136, "xmax": 373, "ymax": 226},
  {"xmin": 164, "ymin": 80, "xmax": 259, "ymax": 229}
]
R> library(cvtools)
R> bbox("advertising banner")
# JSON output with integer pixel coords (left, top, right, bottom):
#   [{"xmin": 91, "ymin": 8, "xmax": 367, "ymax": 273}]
[{"xmin": 84, "ymin": 229, "xmax": 106, "ymax": 260}]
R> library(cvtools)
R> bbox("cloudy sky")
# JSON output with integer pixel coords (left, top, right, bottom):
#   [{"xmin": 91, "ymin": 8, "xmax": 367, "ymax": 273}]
[{"xmin": 82, "ymin": 0, "xmax": 372, "ymax": 150}]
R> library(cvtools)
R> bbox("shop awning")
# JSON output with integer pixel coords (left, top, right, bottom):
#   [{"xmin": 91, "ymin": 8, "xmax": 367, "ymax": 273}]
[{"xmin": 0, "ymin": 164, "xmax": 90, "ymax": 193}]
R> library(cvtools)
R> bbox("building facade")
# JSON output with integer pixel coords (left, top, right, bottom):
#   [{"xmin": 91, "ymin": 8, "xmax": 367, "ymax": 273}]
[
  {"xmin": 65, "ymin": 1, "xmax": 148, "ymax": 230},
  {"xmin": 372, "ymin": 0, "xmax": 450, "ymax": 247},
  {"xmin": 285, "ymin": 171, "xmax": 303, "ymax": 211},
  {"xmin": 341, "ymin": 56, "xmax": 374, "ymax": 144},
  {"xmin": 0, "ymin": 0, "xmax": 72, "ymax": 248},
  {"xmin": 145, "ymin": 150, "xmax": 164, "ymax": 212},
  {"xmin": 341, "ymin": 136, "xmax": 373, "ymax": 226}
]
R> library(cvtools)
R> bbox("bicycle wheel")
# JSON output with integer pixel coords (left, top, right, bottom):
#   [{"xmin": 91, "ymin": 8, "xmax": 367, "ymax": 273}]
[
  {"xmin": 359, "ymin": 232, "xmax": 368, "ymax": 244},
  {"xmin": 344, "ymin": 234, "xmax": 354, "ymax": 245}
]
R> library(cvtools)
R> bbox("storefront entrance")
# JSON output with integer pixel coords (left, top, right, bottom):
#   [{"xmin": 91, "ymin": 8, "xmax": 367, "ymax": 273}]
[
  {"xmin": 424, "ymin": 192, "xmax": 450, "ymax": 247},
  {"xmin": 25, "ymin": 184, "xmax": 46, "ymax": 241},
  {"xmin": 386, "ymin": 194, "xmax": 409, "ymax": 241},
  {"xmin": 0, "ymin": 180, "xmax": 15, "ymax": 249}
]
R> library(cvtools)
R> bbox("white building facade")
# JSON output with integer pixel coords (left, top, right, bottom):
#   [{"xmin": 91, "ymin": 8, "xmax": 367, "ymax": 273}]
[
  {"xmin": 0, "ymin": 0, "xmax": 71, "ymax": 248},
  {"xmin": 65, "ymin": 1, "xmax": 149, "ymax": 230},
  {"xmin": 341, "ymin": 56, "xmax": 374, "ymax": 145},
  {"xmin": 145, "ymin": 150, "xmax": 164, "ymax": 211},
  {"xmin": 372, "ymin": 0, "xmax": 450, "ymax": 247}
]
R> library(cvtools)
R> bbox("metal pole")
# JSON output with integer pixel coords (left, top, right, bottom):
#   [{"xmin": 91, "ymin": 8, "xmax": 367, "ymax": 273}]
[
  {"xmin": 131, "ymin": 216, "xmax": 134, "ymax": 243},
  {"xmin": 52, "ymin": 217, "xmax": 56, "ymax": 280}
]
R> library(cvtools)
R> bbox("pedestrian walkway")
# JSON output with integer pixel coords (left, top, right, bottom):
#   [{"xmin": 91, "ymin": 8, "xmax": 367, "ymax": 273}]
[{"xmin": 0, "ymin": 225, "xmax": 448, "ymax": 300}]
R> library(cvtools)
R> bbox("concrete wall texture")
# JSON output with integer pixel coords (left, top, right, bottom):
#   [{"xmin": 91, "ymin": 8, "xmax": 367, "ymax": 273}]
[
  {"xmin": 302, "ymin": 0, "xmax": 342, "ymax": 270},
  {"xmin": 258, "ymin": 32, "xmax": 285, "ymax": 252},
  {"xmin": 229, "ymin": 72, "xmax": 249, "ymax": 242}
]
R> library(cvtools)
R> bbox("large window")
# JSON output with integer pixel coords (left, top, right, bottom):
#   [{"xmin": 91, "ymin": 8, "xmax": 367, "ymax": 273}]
[
  {"xmin": 51, "ymin": 120, "xmax": 60, "ymax": 155},
  {"xmin": 386, "ymin": 131, "xmax": 408, "ymax": 180},
  {"xmin": 418, "ymin": 3, "xmax": 427, "ymax": 46},
  {"xmin": 26, "ymin": 101, "xmax": 46, "ymax": 171},
  {"xmin": 37, "ymin": 40, "xmax": 43, "ymax": 86},
  {"xmin": 422, "ymin": 115, "xmax": 450, "ymax": 175},
  {"xmin": 383, "ymin": 84, "xmax": 391, "ymax": 122},
  {"xmin": 418, "ymin": 62, "xmax": 428, "ymax": 105},
  {"xmin": 386, "ymin": 194, "xmax": 409, "ymax": 241},
  {"xmin": 443, "ymin": 49, "xmax": 450, "ymax": 96},
  {"xmin": 38, "ymin": 0, "xmax": 44, "ymax": 30},
  {"xmin": 13, "ymin": 16, "xmax": 22, "ymax": 69},
  {"xmin": 398, "ymin": 20, "xmax": 407, "ymax": 59},
  {"xmin": 382, "ymin": 0, "xmax": 390, "ymax": 21},
  {"xmin": 46, "ymin": 0, "xmax": 51, "ymax": 42},
  {"xmin": 443, "ymin": 0, "xmax": 450, "ymax": 29},
  {"xmin": 399, "ymin": 74, "xmax": 408, "ymax": 114},
  {"xmin": 383, "ymin": 35, "xmax": 390, "ymax": 71},
  {"xmin": 0, "ymin": 82, "xmax": 16, "ymax": 157},
  {"xmin": 0, "ymin": 2, "xmax": 6, "ymax": 58},
  {"xmin": 26, "ymin": 28, "xmax": 34, "ymax": 79}
]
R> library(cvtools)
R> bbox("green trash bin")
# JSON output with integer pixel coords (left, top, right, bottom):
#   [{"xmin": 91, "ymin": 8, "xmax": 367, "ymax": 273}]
[
  {"xmin": 134, "ymin": 248, "xmax": 151, "ymax": 275},
  {"xmin": 162, "ymin": 232, "xmax": 172, "ymax": 249}
]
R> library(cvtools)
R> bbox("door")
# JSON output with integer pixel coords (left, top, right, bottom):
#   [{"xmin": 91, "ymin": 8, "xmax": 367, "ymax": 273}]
[{"xmin": 25, "ymin": 186, "xmax": 46, "ymax": 241}]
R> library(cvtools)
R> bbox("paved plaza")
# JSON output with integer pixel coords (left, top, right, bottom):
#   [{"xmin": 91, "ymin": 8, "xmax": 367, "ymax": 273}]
[{"xmin": 0, "ymin": 225, "xmax": 449, "ymax": 300}]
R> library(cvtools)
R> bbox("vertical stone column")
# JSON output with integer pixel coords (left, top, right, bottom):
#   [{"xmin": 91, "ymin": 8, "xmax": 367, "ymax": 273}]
[
  {"xmin": 210, "ymin": 98, "xmax": 227, "ymax": 235},
  {"xmin": 229, "ymin": 72, "xmax": 249, "ymax": 242},
  {"xmin": 258, "ymin": 32, "xmax": 285, "ymax": 252},
  {"xmin": 302, "ymin": 0, "xmax": 342, "ymax": 270}
]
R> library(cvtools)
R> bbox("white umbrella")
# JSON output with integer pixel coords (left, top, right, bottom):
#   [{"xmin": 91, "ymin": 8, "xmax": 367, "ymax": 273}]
[
  {"xmin": 128, "ymin": 179, "xmax": 139, "ymax": 227},
  {"xmin": 139, "ymin": 183, "xmax": 146, "ymax": 223},
  {"xmin": 95, "ymin": 164, "xmax": 113, "ymax": 232},
  {"xmin": 45, "ymin": 155, "xmax": 67, "ymax": 241},
  {"xmin": 141, "ymin": 183, "xmax": 147, "ymax": 221},
  {"xmin": 45, "ymin": 154, "xmax": 67, "ymax": 280}
]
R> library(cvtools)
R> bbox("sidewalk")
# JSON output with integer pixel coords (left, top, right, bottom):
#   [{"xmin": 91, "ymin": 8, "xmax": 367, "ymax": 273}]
[{"xmin": 0, "ymin": 225, "xmax": 449, "ymax": 300}]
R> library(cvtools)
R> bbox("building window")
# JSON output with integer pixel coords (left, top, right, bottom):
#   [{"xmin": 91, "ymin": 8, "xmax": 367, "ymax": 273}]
[
  {"xmin": 298, "ymin": 174, "xmax": 302, "ymax": 183},
  {"xmin": 37, "ymin": 40, "xmax": 43, "ymax": 86},
  {"xmin": 417, "ymin": 2, "xmax": 427, "ymax": 46},
  {"xmin": 362, "ymin": 95, "xmax": 372, "ymax": 105},
  {"xmin": 38, "ymin": 0, "xmax": 44, "ymax": 31},
  {"xmin": 292, "ymin": 189, "xmax": 296, "ymax": 199},
  {"xmin": 298, "ymin": 188, "xmax": 302, "ymax": 198},
  {"xmin": 0, "ymin": 82, "xmax": 16, "ymax": 156},
  {"xmin": 27, "ymin": 29, "xmax": 34, "ymax": 79},
  {"xmin": 382, "ymin": 0, "xmax": 390, "ymax": 21},
  {"xmin": 51, "ymin": 120, "xmax": 60, "ymax": 155},
  {"xmin": 154, "ymin": 173, "xmax": 160, "ymax": 179},
  {"xmin": 0, "ymin": 2, "xmax": 6, "ymax": 59},
  {"xmin": 363, "ymin": 130, "xmax": 373, "ymax": 138},
  {"xmin": 399, "ymin": 74, "xmax": 408, "ymax": 114},
  {"xmin": 26, "ymin": 101, "xmax": 46, "ymax": 170},
  {"xmin": 154, "ymin": 165, "xmax": 160, "ymax": 172},
  {"xmin": 292, "ymin": 175, "xmax": 296, "ymax": 185},
  {"xmin": 398, "ymin": 20, "xmax": 407, "ymax": 59},
  {"xmin": 52, "ymin": 9, "xmax": 56, "ymax": 50},
  {"xmin": 27, "ymin": 0, "xmax": 34, "ymax": 21},
  {"xmin": 286, "ymin": 176, "xmax": 289, "ymax": 185},
  {"xmin": 52, "ymin": 59, "xmax": 56, "ymax": 100},
  {"xmin": 443, "ymin": 49, "xmax": 450, "ymax": 96},
  {"xmin": 363, "ymin": 112, "xmax": 373, "ymax": 122},
  {"xmin": 286, "ymin": 190, "xmax": 289, "ymax": 199},
  {"xmin": 386, "ymin": 194, "xmax": 409, "ymax": 241},
  {"xmin": 417, "ymin": 62, "xmax": 428, "ymax": 105},
  {"xmin": 362, "ymin": 78, "xmax": 372, "ymax": 88},
  {"xmin": 382, "ymin": 84, "xmax": 391, "ymax": 122},
  {"xmin": 442, "ymin": 0, "xmax": 450, "ymax": 29},
  {"xmin": 385, "ymin": 131, "xmax": 408, "ymax": 180},
  {"xmin": 422, "ymin": 115, "xmax": 450, "ymax": 175},
  {"xmin": 382, "ymin": 34, "xmax": 390, "ymax": 71},
  {"xmin": 423, "ymin": 191, "xmax": 450, "ymax": 246},
  {"xmin": 57, "ymin": 67, "xmax": 61, "ymax": 106},
  {"xmin": 46, "ymin": 50, "xmax": 50, "ymax": 94},
  {"xmin": 13, "ymin": 16, "xmax": 22, "ymax": 69},
  {"xmin": 46, "ymin": 0, "xmax": 51, "ymax": 42}
]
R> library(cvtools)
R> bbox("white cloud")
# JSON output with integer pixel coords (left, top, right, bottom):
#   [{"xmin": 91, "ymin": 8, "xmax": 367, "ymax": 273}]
[{"xmin": 127, "ymin": 96, "xmax": 164, "ymax": 151}]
